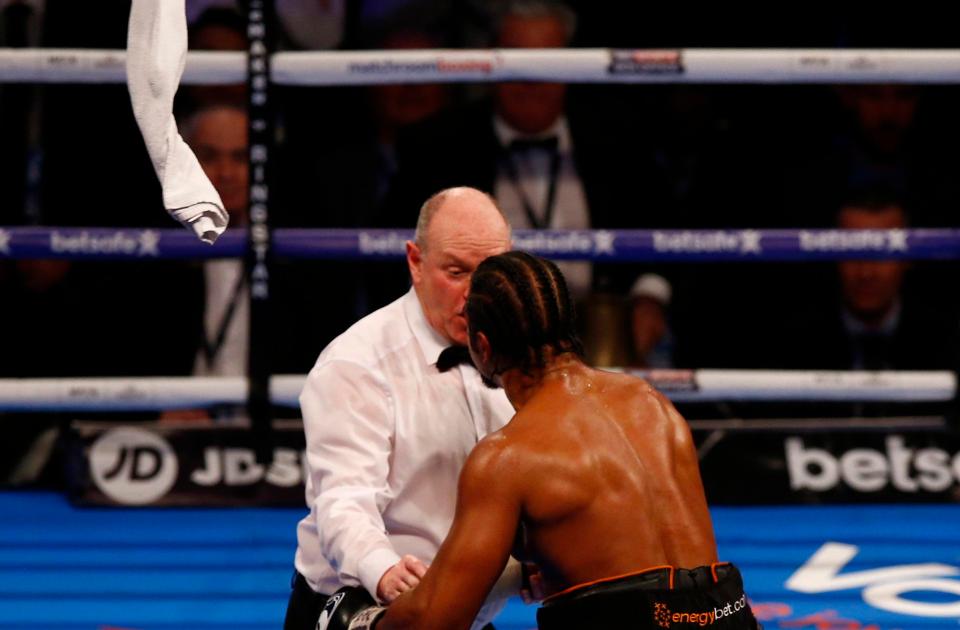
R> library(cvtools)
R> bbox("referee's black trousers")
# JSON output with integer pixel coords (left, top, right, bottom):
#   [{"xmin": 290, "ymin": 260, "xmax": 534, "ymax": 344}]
[
  {"xmin": 283, "ymin": 572, "xmax": 328, "ymax": 630},
  {"xmin": 283, "ymin": 571, "xmax": 497, "ymax": 629}
]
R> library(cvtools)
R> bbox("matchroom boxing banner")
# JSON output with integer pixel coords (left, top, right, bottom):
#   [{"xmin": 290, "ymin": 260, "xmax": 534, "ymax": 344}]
[
  {"xmin": 67, "ymin": 420, "xmax": 308, "ymax": 507},
  {"xmin": 697, "ymin": 429, "xmax": 960, "ymax": 504}
]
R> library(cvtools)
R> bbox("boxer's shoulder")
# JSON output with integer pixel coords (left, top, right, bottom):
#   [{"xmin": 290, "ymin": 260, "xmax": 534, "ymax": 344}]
[
  {"xmin": 464, "ymin": 431, "xmax": 516, "ymax": 475},
  {"xmin": 458, "ymin": 431, "xmax": 529, "ymax": 495}
]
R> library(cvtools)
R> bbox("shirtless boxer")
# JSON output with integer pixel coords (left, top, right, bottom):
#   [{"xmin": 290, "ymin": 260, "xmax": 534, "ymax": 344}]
[{"xmin": 319, "ymin": 251, "xmax": 760, "ymax": 629}]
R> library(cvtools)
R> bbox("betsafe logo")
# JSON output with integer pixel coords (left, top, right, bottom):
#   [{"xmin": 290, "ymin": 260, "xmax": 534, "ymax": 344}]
[
  {"xmin": 652, "ymin": 595, "xmax": 749, "ymax": 627},
  {"xmin": 89, "ymin": 427, "xmax": 178, "ymax": 505},
  {"xmin": 786, "ymin": 435, "xmax": 960, "ymax": 493}
]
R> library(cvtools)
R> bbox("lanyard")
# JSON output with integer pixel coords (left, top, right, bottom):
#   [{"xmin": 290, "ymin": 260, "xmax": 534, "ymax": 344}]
[
  {"xmin": 201, "ymin": 270, "xmax": 245, "ymax": 368},
  {"xmin": 501, "ymin": 143, "xmax": 562, "ymax": 230}
]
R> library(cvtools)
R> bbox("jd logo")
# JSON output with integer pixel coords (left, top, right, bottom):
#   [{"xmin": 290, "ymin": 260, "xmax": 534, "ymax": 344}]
[
  {"xmin": 787, "ymin": 542, "xmax": 960, "ymax": 617},
  {"xmin": 90, "ymin": 427, "xmax": 178, "ymax": 505}
]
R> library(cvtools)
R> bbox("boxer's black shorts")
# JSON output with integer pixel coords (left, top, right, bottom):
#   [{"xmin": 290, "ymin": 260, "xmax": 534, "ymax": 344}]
[{"xmin": 537, "ymin": 563, "xmax": 761, "ymax": 629}]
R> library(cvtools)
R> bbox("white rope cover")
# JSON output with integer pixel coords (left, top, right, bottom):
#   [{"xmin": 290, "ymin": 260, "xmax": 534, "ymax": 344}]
[
  {"xmin": 0, "ymin": 376, "xmax": 304, "ymax": 411},
  {"xmin": 0, "ymin": 370, "xmax": 953, "ymax": 412},
  {"xmin": 272, "ymin": 48, "xmax": 960, "ymax": 85},
  {"xmin": 2, "ymin": 48, "xmax": 960, "ymax": 85},
  {"xmin": 693, "ymin": 369, "xmax": 956, "ymax": 402},
  {"xmin": 0, "ymin": 49, "xmax": 244, "ymax": 84}
]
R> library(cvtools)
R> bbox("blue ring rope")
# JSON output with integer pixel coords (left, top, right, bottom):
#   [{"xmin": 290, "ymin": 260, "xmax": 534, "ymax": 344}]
[{"xmin": 1, "ymin": 227, "xmax": 958, "ymax": 261}]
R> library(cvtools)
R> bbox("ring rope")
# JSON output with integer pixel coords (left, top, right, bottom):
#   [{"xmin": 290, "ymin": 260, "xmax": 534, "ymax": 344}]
[
  {"xmin": 1, "ymin": 227, "xmax": 957, "ymax": 261},
  {"xmin": 687, "ymin": 416, "xmax": 947, "ymax": 433},
  {"xmin": 2, "ymin": 48, "xmax": 960, "ymax": 85},
  {"xmin": 3, "ymin": 45, "xmax": 958, "ymax": 421},
  {"xmin": 0, "ymin": 370, "xmax": 953, "ymax": 411},
  {"xmin": 0, "ymin": 49, "xmax": 244, "ymax": 84}
]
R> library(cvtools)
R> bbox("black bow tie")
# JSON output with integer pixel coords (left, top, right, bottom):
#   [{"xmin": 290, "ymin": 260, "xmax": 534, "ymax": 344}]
[
  {"xmin": 508, "ymin": 136, "xmax": 559, "ymax": 154},
  {"xmin": 436, "ymin": 345, "xmax": 475, "ymax": 372}
]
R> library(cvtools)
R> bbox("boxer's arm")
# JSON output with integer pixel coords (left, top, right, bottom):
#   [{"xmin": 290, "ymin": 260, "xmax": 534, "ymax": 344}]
[
  {"xmin": 300, "ymin": 360, "xmax": 401, "ymax": 594},
  {"xmin": 379, "ymin": 438, "xmax": 520, "ymax": 630}
]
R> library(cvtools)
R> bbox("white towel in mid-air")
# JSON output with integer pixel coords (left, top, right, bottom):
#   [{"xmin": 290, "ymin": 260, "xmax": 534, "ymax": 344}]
[{"xmin": 126, "ymin": 0, "xmax": 229, "ymax": 244}]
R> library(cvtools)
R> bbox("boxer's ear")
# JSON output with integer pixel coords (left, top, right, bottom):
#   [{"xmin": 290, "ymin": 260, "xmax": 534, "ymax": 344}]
[{"xmin": 474, "ymin": 331, "xmax": 493, "ymax": 366}]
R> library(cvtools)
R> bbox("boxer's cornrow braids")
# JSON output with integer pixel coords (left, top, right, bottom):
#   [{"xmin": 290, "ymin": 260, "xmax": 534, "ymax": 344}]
[
  {"xmin": 539, "ymin": 253, "xmax": 583, "ymax": 357},
  {"xmin": 527, "ymin": 254, "xmax": 564, "ymax": 344},
  {"xmin": 466, "ymin": 256, "xmax": 529, "ymax": 371},
  {"xmin": 504, "ymin": 254, "xmax": 547, "ymax": 369},
  {"xmin": 509, "ymin": 251, "xmax": 582, "ymax": 364},
  {"xmin": 467, "ymin": 251, "xmax": 583, "ymax": 374}
]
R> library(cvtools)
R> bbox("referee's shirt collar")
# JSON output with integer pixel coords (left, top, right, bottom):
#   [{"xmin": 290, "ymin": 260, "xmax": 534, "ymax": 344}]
[{"xmin": 403, "ymin": 287, "xmax": 452, "ymax": 368}]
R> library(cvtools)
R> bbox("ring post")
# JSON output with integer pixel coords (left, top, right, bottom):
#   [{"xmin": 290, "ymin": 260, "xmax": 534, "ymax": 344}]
[{"xmin": 246, "ymin": 0, "xmax": 275, "ymax": 465}]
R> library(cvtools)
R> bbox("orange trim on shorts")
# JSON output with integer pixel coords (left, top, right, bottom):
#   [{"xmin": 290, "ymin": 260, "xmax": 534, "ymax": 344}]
[
  {"xmin": 544, "ymin": 564, "xmax": 675, "ymax": 603},
  {"xmin": 710, "ymin": 561, "xmax": 730, "ymax": 583}
]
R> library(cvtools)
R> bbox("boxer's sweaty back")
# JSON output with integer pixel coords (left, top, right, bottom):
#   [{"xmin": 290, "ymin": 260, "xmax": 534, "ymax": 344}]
[{"xmin": 495, "ymin": 362, "xmax": 718, "ymax": 592}]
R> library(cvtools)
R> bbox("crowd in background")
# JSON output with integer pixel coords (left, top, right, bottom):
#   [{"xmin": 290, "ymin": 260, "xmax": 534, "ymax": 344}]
[{"xmin": 2, "ymin": 0, "xmax": 960, "ymax": 480}]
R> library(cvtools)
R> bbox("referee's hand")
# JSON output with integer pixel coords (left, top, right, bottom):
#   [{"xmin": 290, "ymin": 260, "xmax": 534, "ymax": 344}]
[{"xmin": 376, "ymin": 555, "xmax": 428, "ymax": 603}]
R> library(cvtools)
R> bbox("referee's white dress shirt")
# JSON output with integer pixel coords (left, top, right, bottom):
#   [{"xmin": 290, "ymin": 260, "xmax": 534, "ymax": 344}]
[{"xmin": 295, "ymin": 288, "xmax": 517, "ymax": 627}]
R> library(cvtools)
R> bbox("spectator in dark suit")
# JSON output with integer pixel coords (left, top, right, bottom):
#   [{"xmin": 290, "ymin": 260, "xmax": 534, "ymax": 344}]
[
  {"xmin": 275, "ymin": 11, "xmax": 455, "ymax": 344},
  {"xmin": 278, "ymin": 22, "xmax": 451, "ymax": 230},
  {"xmin": 782, "ymin": 84, "xmax": 960, "ymax": 230},
  {"xmin": 383, "ymin": 0, "xmax": 667, "ymax": 305},
  {"xmin": 182, "ymin": 104, "xmax": 250, "ymax": 383},
  {"xmin": 776, "ymin": 187, "xmax": 958, "ymax": 373},
  {"xmin": 162, "ymin": 104, "xmax": 326, "ymax": 422}
]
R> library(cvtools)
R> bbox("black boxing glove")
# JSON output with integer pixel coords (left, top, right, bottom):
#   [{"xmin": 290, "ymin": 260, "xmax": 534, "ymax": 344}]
[{"xmin": 316, "ymin": 586, "xmax": 387, "ymax": 630}]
